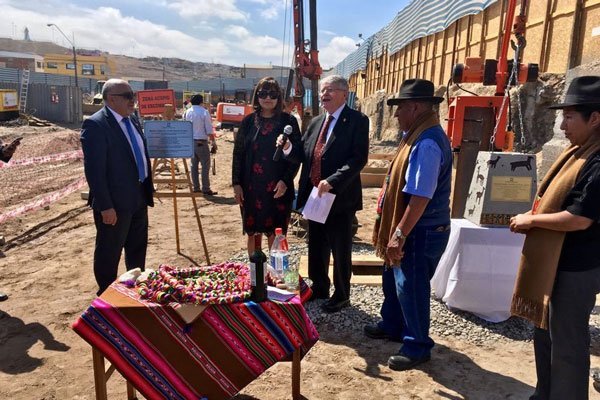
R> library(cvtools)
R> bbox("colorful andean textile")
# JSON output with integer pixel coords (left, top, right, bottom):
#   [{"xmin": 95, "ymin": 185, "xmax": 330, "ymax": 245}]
[{"xmin": 72, "ymin": 282, "xmax": 318, "ymax": 400}]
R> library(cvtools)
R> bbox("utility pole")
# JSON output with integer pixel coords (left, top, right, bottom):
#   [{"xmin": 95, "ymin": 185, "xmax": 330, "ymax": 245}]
[{"xmin": 47, "ymin": 23, "xmax": 78, "ymax": 88}]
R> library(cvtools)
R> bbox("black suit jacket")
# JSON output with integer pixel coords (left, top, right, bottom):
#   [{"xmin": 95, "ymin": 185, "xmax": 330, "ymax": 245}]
[
  {"xmin": 81, "ymin": 106, "xmax": 154, "ymax": 212},
  {"xmin": 293, "ymin": 105, "xmax": 369, "ymax": 215}
]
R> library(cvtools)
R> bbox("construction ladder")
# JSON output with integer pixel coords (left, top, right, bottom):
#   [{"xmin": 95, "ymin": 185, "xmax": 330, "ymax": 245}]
[{"xmin": 19, "ymin": 69, "xmax": 30, "ymax": 114}]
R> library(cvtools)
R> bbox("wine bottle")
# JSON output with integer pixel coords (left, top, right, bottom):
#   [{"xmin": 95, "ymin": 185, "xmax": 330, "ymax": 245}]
[{"xmin": 249, "ymin": 235, "xmax": 268, "ymax": 302}]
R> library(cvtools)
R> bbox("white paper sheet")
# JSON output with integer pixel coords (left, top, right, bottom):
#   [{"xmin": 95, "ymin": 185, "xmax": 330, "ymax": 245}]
[{"xmin": 302, "ymin": 186, "xmax": 336, "ymax": 224}]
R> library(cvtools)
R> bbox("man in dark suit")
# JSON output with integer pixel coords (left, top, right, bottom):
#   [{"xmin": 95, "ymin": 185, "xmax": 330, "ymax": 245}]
[
  {"xmin": 281, "ymin": 75, "xmax": 369, "ymax": 312},
  {"xmin": 81, "ymin": 79, "xmax": 154, "ymax": 296}
]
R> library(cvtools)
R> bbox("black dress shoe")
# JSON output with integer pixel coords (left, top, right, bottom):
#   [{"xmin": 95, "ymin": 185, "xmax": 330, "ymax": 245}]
[
  {"xmin": 388, "ymin": 354, "xmax": 430, "ymax": 371},
  {"xmin": 307, "ymin": 291, "xmax": 329, "ymax": 302},
  {"xmin": 0, "ymin": 292, "xmax": 8, "ymax": 302},
  {"xmin": 321, "ymin": 298, "xmax": 350, "ymax": 313},
  {"xmin": 202, "ymin": 190, "xmax": 218, "ymax": 195},
  {"xmin": 363, "ymin": 324, "xmax": 403, "ymax": 342}
]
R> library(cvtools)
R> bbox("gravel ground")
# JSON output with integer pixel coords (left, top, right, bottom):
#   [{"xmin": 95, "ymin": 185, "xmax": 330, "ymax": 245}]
[{"xmin": 231, "ymin": 241, "xmax": 600, "ymax": 348}]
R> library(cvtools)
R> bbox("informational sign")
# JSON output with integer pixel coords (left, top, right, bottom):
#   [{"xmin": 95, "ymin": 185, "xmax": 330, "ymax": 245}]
[
  {"xmin": 223, "ymin": 104, "xmax": 247, "ymax": 116},
  {"xmin": 2, "ymin": 92, "xmax": 17, "ymax": 108},
  {"xmin": 137, "ymin": 89, "xmax": 176, "ymax": 116},
  {"xmin": 490, "ymin": 176, "xmax": 533, "ymax": 203},
  {"xmin": 144, "ymin": 120, "xmax": 193, "ymax": 158}
]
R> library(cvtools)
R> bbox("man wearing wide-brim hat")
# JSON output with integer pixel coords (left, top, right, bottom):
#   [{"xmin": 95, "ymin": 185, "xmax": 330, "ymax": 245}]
[
  {"xmin": 366, "ymin": 78, "xmax": 452, "ymax": 370},
  {"xmin": 510, "ymin": 75, "xmax": 600, "ymax": 399}
]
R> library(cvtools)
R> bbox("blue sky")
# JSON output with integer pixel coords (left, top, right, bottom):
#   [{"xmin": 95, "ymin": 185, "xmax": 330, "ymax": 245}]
[{"xmin": 1, "ymin": 0, "xmax": 408, "ymax": 68}]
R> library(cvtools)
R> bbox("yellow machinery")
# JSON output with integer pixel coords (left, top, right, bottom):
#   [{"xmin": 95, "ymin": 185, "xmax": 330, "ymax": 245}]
[{"xmin": 0, "ymin": 89, "xmax": 19, "ymax": 121}]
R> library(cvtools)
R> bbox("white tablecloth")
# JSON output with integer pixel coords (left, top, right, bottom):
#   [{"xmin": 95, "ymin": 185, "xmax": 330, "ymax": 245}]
[{"xmin": 431, "ymin": 219, "xmax": 525, "ymax": 322}]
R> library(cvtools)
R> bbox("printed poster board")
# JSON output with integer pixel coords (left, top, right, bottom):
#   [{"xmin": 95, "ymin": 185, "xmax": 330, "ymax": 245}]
[
  {"xmin": 144, "ymin": 120, "xmax": 193, "ymax": 158},
  {"xmin": 137, "ymin": 89, "xmax": 176, "ymax": 116}
]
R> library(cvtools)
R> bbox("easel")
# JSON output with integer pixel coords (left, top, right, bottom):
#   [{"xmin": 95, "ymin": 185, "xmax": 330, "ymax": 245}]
[{"xmin": 148, "ymin": 104, "xmax": 210, "ymax": 264}]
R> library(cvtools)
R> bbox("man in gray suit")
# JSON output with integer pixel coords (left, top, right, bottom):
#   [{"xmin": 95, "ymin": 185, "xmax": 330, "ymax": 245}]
[{"xmin": 81, "ymin": 79, "xmax": 154, "ymax": 296}]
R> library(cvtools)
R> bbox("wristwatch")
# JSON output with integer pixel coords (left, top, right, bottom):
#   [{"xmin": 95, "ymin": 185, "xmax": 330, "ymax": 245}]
[{"xmin": 394, "ymin": 227, "xmax": 407, "ymax": 240}]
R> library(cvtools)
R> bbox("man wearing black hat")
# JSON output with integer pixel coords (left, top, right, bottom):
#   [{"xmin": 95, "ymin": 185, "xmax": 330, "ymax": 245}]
[
  {"xmin": 510, "ymin": 75, "xmax": 600, "ymax": 400},
  {"xmin": 366, "ymin": 78, "xmax": 452, "ymax": 370}
]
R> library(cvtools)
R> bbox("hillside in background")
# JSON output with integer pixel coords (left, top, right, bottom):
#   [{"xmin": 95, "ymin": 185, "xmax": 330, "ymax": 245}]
[{"xmin": 0, "ymin": 38, "xmax": 241, "ymax": 81}]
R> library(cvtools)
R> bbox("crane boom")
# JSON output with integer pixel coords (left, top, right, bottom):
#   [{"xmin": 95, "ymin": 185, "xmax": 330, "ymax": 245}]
[{"xmin": 289, "ymin": 0, "xmax": 322, "ymax": 126}]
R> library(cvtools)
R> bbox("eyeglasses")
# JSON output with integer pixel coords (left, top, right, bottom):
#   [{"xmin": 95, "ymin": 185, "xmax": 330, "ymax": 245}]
[
  {"xmin": 109, "ymin": 92, "xmax": 135, "ymax": 100},
  {"xmin": 257, "ymin": 90, "xmax": 280, "ymax": 99},
  {"xmin": 320, "ymin": 88, "xmax": 344, "ymax": 95}
]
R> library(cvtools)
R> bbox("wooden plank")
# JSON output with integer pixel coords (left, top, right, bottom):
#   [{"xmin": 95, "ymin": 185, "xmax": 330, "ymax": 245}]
[
  {"xmin": 362, "ymin": 167, "xmax": 387, "ymax": 174},
  {"xmin": 299, "ymin": 256, "xmax": 382, "ymax": 286},
  {"xmin": 368, "ymin": 153, "xmax": 394, "ymax": 161},
  {"xmin": 153, "ymin": 178, "xmax": 189, "ymax": 184},
  {"xmin": 360, "ymin": 172, "xmax": 385, "ymax": 188},
  {"xmin": 92, "ymin": 348, "xmax": 108, "ymax": 400},
  {"xmin": 292, "ymin": 349, "xmax": 301, "ymax": 400},
  {"xmin": 154, "ymin": 192, "xmax": 204, "ymax": 198}
]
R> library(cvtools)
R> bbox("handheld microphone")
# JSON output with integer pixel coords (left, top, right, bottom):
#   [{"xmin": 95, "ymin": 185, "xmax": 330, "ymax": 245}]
[{"xmin": 273, "ymin": 124, "xmax": 293, "ymax": 161}]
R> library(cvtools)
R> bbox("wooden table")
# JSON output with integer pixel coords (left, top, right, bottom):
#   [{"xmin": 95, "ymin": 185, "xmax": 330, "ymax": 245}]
[{"xmin": 73, "ymin": 283, "xmax": 318, "ymax": 400}]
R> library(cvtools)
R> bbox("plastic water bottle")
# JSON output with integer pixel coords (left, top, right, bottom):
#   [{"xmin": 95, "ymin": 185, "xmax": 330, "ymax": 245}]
[
  {"xmin": 271, "ymin": 228, "xmax": 299, "ymax": 291},
  {"xmin": 270, "ymin": 227, "xmax": 290, "ymax": 282}
]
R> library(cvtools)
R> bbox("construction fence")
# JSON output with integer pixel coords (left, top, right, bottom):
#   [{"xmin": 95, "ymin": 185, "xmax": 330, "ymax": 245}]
[
  {"xmin": 0, "ymin": 82, "xmax": 82, "ymax": 124},
  {"xmin": 337, "ymin": 0, "xmax": 600, "ymax": 100}
]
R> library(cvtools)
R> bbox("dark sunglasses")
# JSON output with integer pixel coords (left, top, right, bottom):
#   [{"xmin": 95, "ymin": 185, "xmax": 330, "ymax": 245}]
[
  {"xmin": 257, "ymin": 90, "xmax": 280, "ymax": 99},
  {"xmin": 109, "ymin": 91, "xmax": 135, "ymax": 100}
]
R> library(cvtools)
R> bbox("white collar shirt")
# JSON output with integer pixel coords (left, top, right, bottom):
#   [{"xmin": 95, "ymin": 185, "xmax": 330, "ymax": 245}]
[
  {"xmin": 324, "ymin": 103, "xmax": 345, "ymax": 143},
  {"xmin": 107, "ymin": 106, "xmax": 148, "ymax": 179},
  {"xmin": 184, "ymin": 105, "xmax": 213, "ymax": 140}
]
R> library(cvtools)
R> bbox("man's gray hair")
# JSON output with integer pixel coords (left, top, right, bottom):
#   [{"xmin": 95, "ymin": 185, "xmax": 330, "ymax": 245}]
[
  {"xmin": 102, "ymin": 79, "xmax": 130, "ymax": 100},
  {"xmin": 321, "ymin": 75, "xmax": 349, "ymax": 91}
]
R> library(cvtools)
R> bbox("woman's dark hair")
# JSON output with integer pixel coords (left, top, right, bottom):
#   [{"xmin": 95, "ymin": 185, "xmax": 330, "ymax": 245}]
[
  {"xmin": 573, "ymin": 105, "xmax": 600, "ymax": 121},
  {"xmin": 252, "ymin": 77, "xmax": 283, "ymax": 116}
]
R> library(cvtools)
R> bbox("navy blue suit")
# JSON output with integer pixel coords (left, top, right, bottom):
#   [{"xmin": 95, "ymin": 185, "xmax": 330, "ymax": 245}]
[{"xmin": 81, "ymin": 107, "xmax": 154, "ymax": 295}]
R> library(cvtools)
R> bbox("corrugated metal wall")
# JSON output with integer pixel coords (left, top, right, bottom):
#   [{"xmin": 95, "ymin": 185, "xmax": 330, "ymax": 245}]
[
  {"xmin": 334, "ymin": 0, "xmax": 498, "ymax": 79},
  {"xmin": 0, "ymin": 82, "xmax": 82, "ymax": 123},
  {"xmin": 0, "ymin": 67, "xmax": 98, "ymax": 94},
  {"xmin": 340, "ymin": 0, "xmax": 600, "ymax": 100}
]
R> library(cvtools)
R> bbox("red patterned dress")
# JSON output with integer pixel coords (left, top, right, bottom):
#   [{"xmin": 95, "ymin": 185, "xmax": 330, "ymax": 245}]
[{"xmin": 234, "ymin": 114, "xmax": 298, "ymax": 236}]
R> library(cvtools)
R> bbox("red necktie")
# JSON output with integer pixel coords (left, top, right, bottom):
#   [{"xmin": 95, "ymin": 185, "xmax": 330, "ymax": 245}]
[{"xmin": 310, "ymin": 114, "xmax": 334, "ymax": 186}]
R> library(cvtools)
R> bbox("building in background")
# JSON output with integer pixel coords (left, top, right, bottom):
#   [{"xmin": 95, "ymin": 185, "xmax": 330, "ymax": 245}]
[
  {"xmin": 43, "ymin": 52, "xmax": 114, "ymax": 80},
  {"xmin": 0, "ymin": 51, "xmax": 44, "ymax": 72}
]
